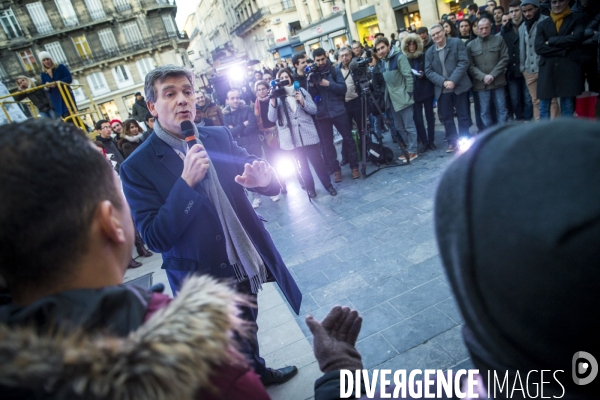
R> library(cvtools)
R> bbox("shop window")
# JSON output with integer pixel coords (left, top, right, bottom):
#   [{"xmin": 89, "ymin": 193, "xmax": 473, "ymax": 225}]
[
  {"xmin": 1, "ymin": 8, "xmax": 23, "ymax": 39},
  {"xmin": 73, "ymin": 35, "xmax": 93, "ymax": 61},
  {"xmin": 356, "ymin": 16, "xmax": 379, "ymax": 47},
  {"xmin": 18, "ymin": 49, "xmax": 40, "ymax": 74},
  {"xmin": 26, "ymin": 3, "xmax": 53, "ymax": 35}
]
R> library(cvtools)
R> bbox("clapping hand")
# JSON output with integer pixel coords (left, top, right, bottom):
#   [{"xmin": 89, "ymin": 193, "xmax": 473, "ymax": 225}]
[{"xmin": 235, "ymin": 160, "xmax": 273, "ymax": 188}]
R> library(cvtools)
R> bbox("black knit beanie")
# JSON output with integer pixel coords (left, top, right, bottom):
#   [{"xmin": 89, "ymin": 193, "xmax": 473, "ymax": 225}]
[{"xmin": 435, "ymin": 120, "xmax": 600, "ymax": 398}]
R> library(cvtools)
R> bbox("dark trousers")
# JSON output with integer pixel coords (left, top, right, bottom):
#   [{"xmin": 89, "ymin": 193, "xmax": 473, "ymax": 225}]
[
  {"xmin": 316, "ymin": 114, "xmax": 358, "ymax": 172},
  {"xmin": 507, "ymin": 76, "xmax": 533, "ymax": 121},
  {"xmin": 341, "ymin": 97, "xmax": 363, "ymax": 161},
  {"xmin": 166, "ymin": 270, "xmax": 267, "ymax": 376},
  {"xmin": 439, "ymin": 91, "xmax": 471, "ymax": 145},
  {"xmin": 413, "ymin": 96, "xmax": 435, "ymax": 146},
  {"xmin": 289, "ymin": 144, "xmax": 331, "ymax": 191}
]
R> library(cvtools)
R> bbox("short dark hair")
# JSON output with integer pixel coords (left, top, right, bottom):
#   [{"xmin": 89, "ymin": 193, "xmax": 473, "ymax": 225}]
[
  {"xmin": 448, "ymin": 12, "xmax": 456, "ymax": 17},
  {"xmin": 487, "ymin": 0, "xmax": 497, "ymax": 5},
  {"xmin": 374, "ymin": 37, "xmax": 390, "ymax": 49},
  {"xmin": 312, "ymin": 48, "xmax": 326, "ymax": 59},
  {"xmin": 95, "ymin": 119, "xmax": 109, "ymax": 130},
  {"xmin": 374, "ymin": 32, "xmax": 385, "ymax": 38},
  {"xmin": 468, "ymin": 4, "xmax": 479, "ymax": 12},
  {"xmin": 417, "ymin": 27, "xmax": 428, "ymax": 34},
  {"xmin": 276, "ymin": 68, "xmax": 294, "ymax": 81},
  {"xmin": 508, "ymin": 0, "xmax": 522, "ymax": 8},
  {"xmin": 0, "ymin": 120, "xmax": 122, "ymax": 294},
  {"xmin": 292, "ymin": 53, "xmax": 307, "ymax": 67},
  {"xmin": 145, "ymin": 112, "xmax": 154, "ymax": 123},
  {"xmin": 254, "ymin": 70, "xmax": 263, "ymax": 76},
  {"xmin": 494, "ymin": 5, "xmax": 505, "ymax": 12}
]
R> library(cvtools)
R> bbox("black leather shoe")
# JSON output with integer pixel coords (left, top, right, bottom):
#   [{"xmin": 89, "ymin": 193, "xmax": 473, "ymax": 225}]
[
  {"xmin": 261, "ymin": 366, "xmax": 298, "ymax": 386},
  {"xmin": 326, "ymin": 186, "xmax": 337, "ymax": 196},
  {"xmin": 307, "ymin": 189, "xmax": 317, "ymax": 198}
]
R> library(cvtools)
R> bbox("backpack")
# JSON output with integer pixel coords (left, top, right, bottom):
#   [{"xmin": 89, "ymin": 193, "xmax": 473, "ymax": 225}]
[{"xmin": 366, "ymin": 140, "xmax": 394, "ymax": 165}]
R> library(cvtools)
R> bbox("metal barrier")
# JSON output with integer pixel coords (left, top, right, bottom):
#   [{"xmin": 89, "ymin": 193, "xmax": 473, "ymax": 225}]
[{"xmin": 0, "ymin": 81, "xmax": 101, "ymax": 132}]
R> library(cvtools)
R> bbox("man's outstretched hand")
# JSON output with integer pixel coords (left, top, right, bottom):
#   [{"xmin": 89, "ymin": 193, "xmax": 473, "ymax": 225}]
[
  {"xmin": 306, "ymin": 306, "xmax": 364, "ymax": 373},
  {"xmin": 235, "ymin": 160, "xmax": 273, "ymax": 188}
]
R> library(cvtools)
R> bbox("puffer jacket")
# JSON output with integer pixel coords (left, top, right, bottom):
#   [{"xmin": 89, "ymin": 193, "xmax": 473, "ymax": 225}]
[
  {"xmin": 197, "ymin": 102, "xmax": 224, "ymax": 126},
  {"xmin": 0, "ymin": 276, "xmax": 270, "ymax": 400},
  {"xmin": 467, "ymin": 34, "xmax": 509, "ymax": 91},
  {"xmin": 222, "ymin": 104, "xmax": 261, "ymax": 151},
  {"xmin": 401, "ymin": 33, "xmax": 435, "ymax": 102},
  {"xmin": 381, "ymin": 45, "xmax": 414, "ymax": 112}
]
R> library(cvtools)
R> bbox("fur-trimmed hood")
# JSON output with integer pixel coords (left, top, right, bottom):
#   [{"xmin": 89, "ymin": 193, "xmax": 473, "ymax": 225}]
[
  {"xmin": 401, "ymin": 33, "xmax": 424, "ymax": 59},
  {"xmin": 0, "ymin": 276, "xmax": 249, "ymax": 400}
]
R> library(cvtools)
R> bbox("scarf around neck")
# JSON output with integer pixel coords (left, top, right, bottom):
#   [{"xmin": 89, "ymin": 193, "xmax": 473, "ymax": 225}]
[
  {"xmin": 124, "ymin": 133, "xmax": 143, "ymax": 143},
  {"xmin": 551, "ymin": 6, "xmax": 571, "ymax": 32},
  {"xmin": 283, "ymin": 85, "xmax": 297, "ymax": 112},
  {"xmin": 525, "ymin": 9, "xmax": 541, "ymax": 32},
  {"xmin": 153, "ymin": 120, "xmax": 267, "ymax": 293}
]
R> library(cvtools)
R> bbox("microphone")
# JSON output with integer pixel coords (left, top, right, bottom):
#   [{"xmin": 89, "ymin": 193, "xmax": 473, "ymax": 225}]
[
  {"xmin": 180, "ymin": 120, "xmax": 196, "ymax": 149},
  {"xmin": 293, "ymin": 81, "xmax": 301, "ymax": 92},
  {"xmin": 349, "ymin": 59, "xmax": 359, "ymax": 71},
  {"xmin": 270, "ymin": 79, "xmax": 277, "ymax": 87},
  {"xmin": 304, "ymin": 66, "xmax": 311, "ymax": 74}
]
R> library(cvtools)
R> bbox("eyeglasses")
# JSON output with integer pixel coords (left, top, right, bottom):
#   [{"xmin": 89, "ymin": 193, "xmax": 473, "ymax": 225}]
[{"xmin": 101, "ymin": 126, "xmax": 111, "ymax": 130}]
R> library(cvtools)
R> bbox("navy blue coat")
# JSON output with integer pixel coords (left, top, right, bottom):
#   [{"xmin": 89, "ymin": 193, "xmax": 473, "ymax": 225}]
[
  {"xmin": 41, "ymin": 64, "xmax": 74, "ymax": 118},
  {"xmin": 120, "ymin": 126, "xmax": 302, "ymax": 314}
]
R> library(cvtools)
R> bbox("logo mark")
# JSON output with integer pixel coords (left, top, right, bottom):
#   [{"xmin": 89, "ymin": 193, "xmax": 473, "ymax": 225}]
[{"xmin": 572, "ymin": 351, "xmax": 598, "ymax": 386}]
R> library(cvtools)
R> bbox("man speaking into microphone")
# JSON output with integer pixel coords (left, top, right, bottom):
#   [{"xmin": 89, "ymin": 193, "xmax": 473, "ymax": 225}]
[{"xmin": 120, "ymin": 65, "xmax": 301, "ymax": 386}]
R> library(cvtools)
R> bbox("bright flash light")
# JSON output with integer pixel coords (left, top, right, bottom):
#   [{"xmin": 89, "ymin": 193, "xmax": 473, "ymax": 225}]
[
  {"xmin": 276, "ymin": 158, "xmax": 296, "ymax": 178},
  {"xmin": 229, "ymin": 67, "xmax": 245, "ymax": 81},
  {"xmin": 457, "ymin": 136, "xmax": 475, "ymax": 153}
]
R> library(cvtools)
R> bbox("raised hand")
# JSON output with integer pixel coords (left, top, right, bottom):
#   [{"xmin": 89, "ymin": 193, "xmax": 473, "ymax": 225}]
[{"xmin": 234, "ymin": 160, "xmax": 273, "ymax": 189}]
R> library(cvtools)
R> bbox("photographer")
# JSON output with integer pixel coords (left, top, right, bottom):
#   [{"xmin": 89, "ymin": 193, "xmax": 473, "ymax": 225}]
[
  {"xmin": 373, "ymin": 37, "xmax": 419, "ymax": 162},
  {"xmin": 268, "ymin": 69, "xmax": 337, "ymax": 198},
  {"xmin": 308, "ymin": 48, "xmax": 360, "ymax": 182},
  {"xmin": 338, "ymin": 47, "xmax": 363, "ymax": 166}
]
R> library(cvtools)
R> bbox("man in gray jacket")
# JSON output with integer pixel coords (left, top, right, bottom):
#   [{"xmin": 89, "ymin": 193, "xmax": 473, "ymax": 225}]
[
  {"xmin": 519, "ymin": 0, "xmax": 558, "ymax": 120},
  {"xmin": 425, "ymin": 24, "xmax": 472, "ymax": 153},
  {"xmin": 467, "ymin": 18, "xmax": 510, "ymax": 128}
]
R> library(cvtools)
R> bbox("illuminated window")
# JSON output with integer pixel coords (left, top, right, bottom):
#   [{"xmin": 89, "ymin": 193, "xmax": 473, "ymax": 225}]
[
  {"xmin": 18, "ymin": 49, "xmax": 40, "ymax": 74},
  {"xmin": 73, "ymin": 35, "xmax": 93, "ymax": 60}
]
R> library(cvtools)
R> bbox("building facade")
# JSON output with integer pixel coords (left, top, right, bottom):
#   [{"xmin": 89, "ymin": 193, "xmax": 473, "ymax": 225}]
[{"xmin": 0, "ymin": 0, "xmax": 190, "ymax": 122}]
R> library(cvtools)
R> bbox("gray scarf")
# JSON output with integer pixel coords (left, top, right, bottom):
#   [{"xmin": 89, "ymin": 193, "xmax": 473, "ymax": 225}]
[{"xmin": 153, "ymin": 121, "xmax": 267, "ymax": 293}]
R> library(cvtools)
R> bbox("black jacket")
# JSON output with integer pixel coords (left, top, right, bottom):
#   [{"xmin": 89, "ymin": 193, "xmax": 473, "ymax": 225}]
[
  {"xmin": 535, "ymin": 12, "xmax": 585, "ymax": 98},
  {"xmin": 222, "ymin": 104, "xmax": 260, "ymax": 150},
  {"xmin": 13, "ymin": 87, "xmax": 52, "ymax": 113},
  {"xmin": 96, "ymin": 135, "xmax": 125, "ymax": 171},
  {"xmin": 501, "ymin": 19, "xmax": 523, "ymax": 79},
  {"xmin": 572, "ymin": 0, "xmax": 600, "ymax": 62},
  {"xmin": 307, "ymin": 62, "xmax": 348, "ymax": 120}
]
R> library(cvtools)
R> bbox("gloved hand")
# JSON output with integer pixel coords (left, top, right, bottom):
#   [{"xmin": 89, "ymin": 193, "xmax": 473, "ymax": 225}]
[{"xmin": 306, "ymin": 306, "xmax": 363, "ymax": 373}]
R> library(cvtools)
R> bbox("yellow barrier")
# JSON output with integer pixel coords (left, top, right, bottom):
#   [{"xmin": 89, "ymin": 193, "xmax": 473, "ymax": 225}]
[{"xmin": 0, "ymin": 81, "xmax": 102, "ymax": 132}]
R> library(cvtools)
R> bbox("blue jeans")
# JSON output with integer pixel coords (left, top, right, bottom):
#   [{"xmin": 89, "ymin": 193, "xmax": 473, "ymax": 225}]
[
  {"xmin": 507, "ymin": 76, "xmax": 533, "ymax": 121},
  {"xmin": 539, "ymin": 97, "xmax": 575, "ymax": 119},
  {"xmin": 439, "ymin": 91, "xmax": 471, "ymax": 145},
  {"xmin": 478, "ymin": 88, "xmax": 508, "ymax": 128}
]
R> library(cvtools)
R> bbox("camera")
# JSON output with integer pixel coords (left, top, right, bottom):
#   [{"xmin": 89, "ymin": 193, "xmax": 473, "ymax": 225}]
[
  {"xmin": 350, "ymin": 50, "xmax": 373, "ymax": 85},
  {"xmin": 304, "ymin": 63, "xmax": 322, "ymax": 84},
  {"xmin": 268, "ymin": 79, "xmax": 290, "ymax": 99}
]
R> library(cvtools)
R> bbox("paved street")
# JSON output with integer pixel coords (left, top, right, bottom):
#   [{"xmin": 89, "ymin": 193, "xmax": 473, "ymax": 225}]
[{"xmin": 124, "ymin": 125, "xmax": 473, "ymax": 400}]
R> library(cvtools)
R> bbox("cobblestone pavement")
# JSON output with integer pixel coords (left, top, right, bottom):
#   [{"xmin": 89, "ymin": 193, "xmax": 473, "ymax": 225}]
[{"xmin": 124, "ymin": 126, "xmax": 473, "ymax": 400}]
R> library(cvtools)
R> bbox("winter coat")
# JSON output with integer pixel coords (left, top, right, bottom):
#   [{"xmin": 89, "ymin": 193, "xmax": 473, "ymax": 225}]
[
  {"xmin": 222, "ymin": 104, "xmax": 261, "ymax": 152},
  {"xmin": 41, "ymin": 64, "xmax": 74, "ymax": 118},
  {"xmin": 307, "ymin": 62, "xmax": 348, "ymax": 120},
  {"xmin": 131, "ymin": 98, "xmax": 149, "ymax": 122},
  {"xmin": 535, "ymin": 12, "xmax": 585, "ymax": 99},
  {"xmin": 401, "ymin": 34, "xmax": 435, "ymax": 102},
  {"xmin": 467, "ymin": 34, "xmax": 509, "ymax": 91},
  {"xmin": 0, "ymin": 275, "xmax": 271, "ymax": 400},
  {"xmin": 267, "ymin": 87, "xmax": 320, "ymax": 151},
  {"xmin": 13, "ymin": 79, "xmax": 52, "ymax": 113},
  {"xmin": 572, "ymin": 0, "xmax": 600, "ymax": 63},
  {"xmin": 120, "ymin": 126, "xmax": 302, "ymax": 314},
  {"xmin": 197, "ymin": 102, "xmax": 224, "ymax": 126},
  {"xmin": 381, "ymin": 46, "xmax": 414, "ymax": 112},
  {"xmin": 96, "ymin": 135, "xmax": 125, "ymax": 171},
  {"xmin": 118, "ymin": 134, "xmax": 144, "ymax": 158},
  {"xmin": 425, "ymin": 37, "xmax": 473, "ymax": 99},
  {"xmin": 501, "ymin": 20, "xmax": 524, "ymax": 79},
  {"xmin": 519, "ymin": 14, "xmax": 549, "ymax": 74}
]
